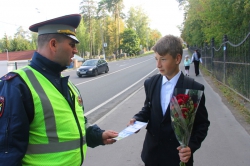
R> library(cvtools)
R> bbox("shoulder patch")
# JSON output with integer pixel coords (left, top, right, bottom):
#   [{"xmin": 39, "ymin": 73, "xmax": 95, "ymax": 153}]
[
  {"xmin": 0, "ymin": 73, "xmax": 18, "ymax": 81},
  {"xmin": 0, "ymin": 96, "xmax": 4, "ymax": 117}
]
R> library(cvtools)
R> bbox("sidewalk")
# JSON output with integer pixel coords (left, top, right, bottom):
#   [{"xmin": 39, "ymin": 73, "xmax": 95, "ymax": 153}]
[{"xmin": 83, "ymin": 50, "xmax": 250, "ymax": 166}]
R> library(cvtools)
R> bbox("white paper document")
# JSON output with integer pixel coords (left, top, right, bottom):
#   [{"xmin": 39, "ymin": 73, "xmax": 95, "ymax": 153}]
[{"xmin": 113, "ymin": 121, "xmax": 147, "ymax": 141}]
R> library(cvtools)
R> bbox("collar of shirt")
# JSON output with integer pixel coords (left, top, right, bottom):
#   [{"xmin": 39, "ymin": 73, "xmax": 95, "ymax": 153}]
[{"xmin": 162, "ymin": 70, "xmax": 181, "ymax": 86}]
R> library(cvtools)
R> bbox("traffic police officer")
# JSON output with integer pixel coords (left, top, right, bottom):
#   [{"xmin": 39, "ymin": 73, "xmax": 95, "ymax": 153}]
[{"xmin": 0, "ymin": 14, "xmax": 118, "ymax": 166}]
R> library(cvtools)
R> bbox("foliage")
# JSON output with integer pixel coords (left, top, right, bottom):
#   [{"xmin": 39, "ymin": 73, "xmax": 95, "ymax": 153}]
[
  {"xmin": 76, "ymin": 18, "xmax": 89, "ymax": 58},
  {"xmin": 105, "ymin": 16, "xmax": 117, "ymax": 57},
  {"xmin": 10, "ymin": 27, "xmax": 31, "ymax": 51},
  {"xmin": 1, "ymin": 33, "xmax": 10, "ymax": 51},
  {"xmin": 80, "ymin": 0, "xmax": 97, "ymax": 57},
  {"xmin": 126, "ymin": 7, "xmax": 150, "ymax": 48},
  {"xmin": 119, "ymin": 29, "xmax": 140, "ymax": 56},
  {"xmin": 98, "ymin": 0, "xmax": 124, "ymax": 59},
  {"xmin": 179, "ymin": 0, "xmax": 250, "ymax": 46},
  {"xmin": 0, "ymin": 27, "xmax": 34, "ymax": 52},
  {"xmin": 148, "ymin": 29, "xmax": 162, "ymax": 50},
  {"xmin": 0, "ymin": 0, "xmax": 162, "ymax": 57},
  {"xmin": 29, "ymin": 32, "xmax": 38, "ymax": 50}
]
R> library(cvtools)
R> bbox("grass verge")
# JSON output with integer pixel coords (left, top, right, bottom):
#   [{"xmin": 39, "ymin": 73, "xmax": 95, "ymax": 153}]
[{"xmin": 200, "ymin": 65, "xmax": 250, "ymax": 124}]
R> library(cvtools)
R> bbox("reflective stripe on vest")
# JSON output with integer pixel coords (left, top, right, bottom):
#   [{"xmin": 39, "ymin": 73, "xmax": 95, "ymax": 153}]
[{"xmin": 13, "ymin": 67, "xmax": 87, "ymax": 165}]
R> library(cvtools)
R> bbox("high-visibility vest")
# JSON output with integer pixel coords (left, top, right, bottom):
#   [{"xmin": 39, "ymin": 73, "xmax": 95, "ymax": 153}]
[{"xmin": 13, "ymin": 66, "xmax": 87, "ymax": 166}]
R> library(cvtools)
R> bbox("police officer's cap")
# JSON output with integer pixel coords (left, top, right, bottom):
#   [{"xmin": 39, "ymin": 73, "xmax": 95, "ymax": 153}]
[{"xmin": 29, "ymin": 14, "xmax": 81, "ymax": 43}]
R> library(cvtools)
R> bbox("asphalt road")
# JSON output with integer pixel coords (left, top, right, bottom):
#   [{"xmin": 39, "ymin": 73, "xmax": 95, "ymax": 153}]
[
  {"xmin": 63, "ymin": 55, "xmax": 158, "ymax": 124},
  {"xmin": 64, "ymin": 50, "xmax": 250, "ymax": 166}
]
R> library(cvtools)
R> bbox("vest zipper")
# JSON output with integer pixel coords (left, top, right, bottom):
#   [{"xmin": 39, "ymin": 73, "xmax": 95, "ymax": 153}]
[
  {"xmin": 5, "ymin": 118, "xmax": 10, "ymax": 153},
  {"xmin": 69, "ymin": 89, "xmax": 84, "ymax": 165}
]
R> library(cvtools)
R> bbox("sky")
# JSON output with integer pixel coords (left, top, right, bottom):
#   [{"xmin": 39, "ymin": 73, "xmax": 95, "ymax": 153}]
[{"xmin": 0, "ymin": 0, "xmax": 184, "ymax": 38}]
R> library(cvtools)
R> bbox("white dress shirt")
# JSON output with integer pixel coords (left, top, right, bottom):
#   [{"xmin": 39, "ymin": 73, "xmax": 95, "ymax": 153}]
[
  {"xmin": 191, "ymin": 53, "xmax": 202, "ymax": 63},
  {"xmin": 161, "ymin": 71, "xmax": 181, "ymax": 115}
]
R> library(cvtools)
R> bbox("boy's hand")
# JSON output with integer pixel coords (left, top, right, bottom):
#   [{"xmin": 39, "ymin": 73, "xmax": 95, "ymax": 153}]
[
  {"xmin": 127, "ymin": 118, "xmax": 136, "ymax": 126},
  {"xmin": 177, "ymin": 146, "xmax": 191, "ymax": 163},
  {"xmin": 127, "ymin": 118, "xmax": 140, "ymax": 133}
]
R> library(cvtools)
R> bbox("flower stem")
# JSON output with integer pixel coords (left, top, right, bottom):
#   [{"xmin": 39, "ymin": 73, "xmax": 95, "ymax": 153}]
[{"xmin": 180, "ymin": 161, "xmax": 186, "ymax": 166}]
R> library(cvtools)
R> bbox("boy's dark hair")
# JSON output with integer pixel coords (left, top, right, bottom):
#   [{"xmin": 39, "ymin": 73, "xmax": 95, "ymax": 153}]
[{"xmin": 152, "ymin": 35, "xmax": 183, "ymax": 58}]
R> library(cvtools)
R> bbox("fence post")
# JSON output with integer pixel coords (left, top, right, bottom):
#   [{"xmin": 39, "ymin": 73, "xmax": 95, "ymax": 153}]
[
  {"xmin": 223, "ymin": 35, "xmax": 228, "ymax": 84},
  {"xmin": 211, "ymin": 38, "xmax": 214, "ymax": 74},
  {"xmin": 15, "ymin": 62, "xmax": 17, "ymax": 70},
  {"xmin": 204, "ymin": 43, "xmax": 207, "ymax": 69}
]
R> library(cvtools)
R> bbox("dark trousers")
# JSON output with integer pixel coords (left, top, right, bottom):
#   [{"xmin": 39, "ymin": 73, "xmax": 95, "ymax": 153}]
[{"xmin": 194, "ymin": 61, "xmax": 200, "ymax": 76}]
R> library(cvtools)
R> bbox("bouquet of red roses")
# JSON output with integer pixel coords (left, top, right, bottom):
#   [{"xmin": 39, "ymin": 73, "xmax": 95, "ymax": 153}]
[{"xmin": 170, "ymin": 88, "xmax": 203, "ymax": 166}]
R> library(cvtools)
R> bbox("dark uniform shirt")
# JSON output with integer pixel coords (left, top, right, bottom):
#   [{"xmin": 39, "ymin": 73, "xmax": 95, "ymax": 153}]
[{"xmin": 0, "ymin": 52, "xmax": 104, "ymax": 166}]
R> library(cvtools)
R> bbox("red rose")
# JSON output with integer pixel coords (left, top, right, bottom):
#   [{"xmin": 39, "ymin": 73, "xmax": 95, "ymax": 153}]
[
  {"xmin": 176, "ymin": 94, "xmax": 189, "ymax": 104},
  {"xmin": 178, "ymin": 99, "xmax": 184, "ymax": 105},
  {"xmin": 176, "ymin": 94, "xmax": 184, "ymax": 100},
  {"xmin": 183, "ymin": 95, "xmax": 189, "ymax": 103},
  {"xmin": 194, "ymin": 103, "xmax": 198, "ymax": 108},
  {"xmin": 181, "ymin": 108, "xmax": 188, "ymax": 118}
]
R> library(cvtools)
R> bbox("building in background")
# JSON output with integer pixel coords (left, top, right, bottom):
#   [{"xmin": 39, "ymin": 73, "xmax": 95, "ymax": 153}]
[
  {"xmin": 0, "ymin": 51, "xmax": 84, "ymax": 76},
  {"xmin": 0, "ymin": 50, "xmax": 35, "ymax": 77}
]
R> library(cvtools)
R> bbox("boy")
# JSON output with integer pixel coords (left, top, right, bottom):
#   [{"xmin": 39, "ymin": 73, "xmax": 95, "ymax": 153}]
[{"xmin": 128, "ymin": 35, "xmax": 210, "ymax": 166}]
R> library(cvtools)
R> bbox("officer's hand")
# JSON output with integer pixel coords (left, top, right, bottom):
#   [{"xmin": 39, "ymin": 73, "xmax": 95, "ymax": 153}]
[
  {"xmin": 127, "ymin": 118, "xmax": 140, "ymax": 133},
  {"xmin": 177, "ymin": 146, "xmax": 191, "ymax": 163},
  {"xmin": 102, "ymin": 130, "xmax": 118, "ymax": 145}
]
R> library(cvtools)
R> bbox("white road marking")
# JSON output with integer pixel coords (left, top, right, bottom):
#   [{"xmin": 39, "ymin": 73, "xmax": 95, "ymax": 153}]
[
  {"xmin": 84, "ymin": 68, "xmax": 158, "ymax": 116},
  {"xmin": 94, "ymin": 86, "xmax": 144, "ymax": 124},
  {"xmin": 74, "ymin": 58, "xmax": 154, "ymax": 86}
]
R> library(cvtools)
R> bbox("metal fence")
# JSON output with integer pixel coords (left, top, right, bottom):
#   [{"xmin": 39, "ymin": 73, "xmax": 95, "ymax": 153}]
[{"xmin": 189, "ymin": 31, "xmax": 250, "ymax": 102}]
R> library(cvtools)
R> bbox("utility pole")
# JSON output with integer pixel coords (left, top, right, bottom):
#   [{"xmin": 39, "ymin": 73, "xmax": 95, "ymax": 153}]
[{"xmin": 4, "ymin": 49, "xmax": 9, "ymax": 61}]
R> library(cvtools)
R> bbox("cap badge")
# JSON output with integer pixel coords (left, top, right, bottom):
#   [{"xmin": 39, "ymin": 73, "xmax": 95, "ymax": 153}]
[
  {"xmin": 77, "ymin": 96, "xmax": 83, "ymax": 106},
  {"xmin": 57, "ymin": 29, "xmax": 76, "ymax": 36}
]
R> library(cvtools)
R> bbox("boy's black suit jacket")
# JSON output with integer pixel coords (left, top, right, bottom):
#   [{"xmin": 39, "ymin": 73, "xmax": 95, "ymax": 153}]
[{"xmin": 133, "ymin": 73, "xmax": 210, "ymax": 166}]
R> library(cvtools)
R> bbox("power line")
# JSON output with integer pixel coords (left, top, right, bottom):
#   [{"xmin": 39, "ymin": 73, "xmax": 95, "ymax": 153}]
[{"xmin": 0, "ymin": 20, "xmax": 20, "ymax": 27}]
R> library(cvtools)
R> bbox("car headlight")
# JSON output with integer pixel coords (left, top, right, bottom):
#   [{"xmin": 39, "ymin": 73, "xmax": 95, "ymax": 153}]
[{"xmin": 89, "ymin": 68, "xmax": 93, "ymax": 71}]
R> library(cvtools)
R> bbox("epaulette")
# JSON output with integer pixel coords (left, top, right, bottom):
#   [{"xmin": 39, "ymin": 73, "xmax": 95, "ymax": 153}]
[{"xmin": 0, "ymin": 73, "xmax": 18, "ymax": 81}]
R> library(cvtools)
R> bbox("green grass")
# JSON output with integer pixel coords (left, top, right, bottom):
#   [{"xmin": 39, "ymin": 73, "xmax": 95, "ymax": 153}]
[{"xmin": 200, "ymin": 65, "xmax": 250, "ymax": 124}]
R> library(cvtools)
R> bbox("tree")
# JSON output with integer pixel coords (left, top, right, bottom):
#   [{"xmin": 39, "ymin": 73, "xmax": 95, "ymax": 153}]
[
  {"xmin": 148, "ymin": 29, "xmax": 162, "ymax": 49},
  {"xmin": 178, "ymin": 0, "xmax": 250, "ymax": 46},
  {"xmin": 98, "ymin": 0, "xmax": 124, "ymax": 58},
  {"xmin": 15, "ymin": 26, "xmax": 28, "ymax": 39},
  {"xmin": 179, "ymin": 0, "xmax": 204, "ymax": 46},
  {"xmin": 120, "ymin": 29, "xmax": 140, "ymax": 56},
  {"xmin": 2, "ymin": 33, "xmax": 11, "ymax": 51},
  {"xmin": 30, "ymin": 32, "xmax": 38, "ymax": 50},
  {"xmin": 10, "ymin": 26, "xmax": 32, "ymax": 51},
  {"xmin": 80, "ymin": 0, "xmax": 97, "ymax": 58},
  {"xmin": 1, "ymin": 28, "xmax": 35, "ymax": 52},
  {"xmin": 126, "ymin": 7, "xmax": 150, "ymax": 48},
  {"xmin": 10, "ymin": 37, "xmax": 31, "ymax": 51},
  {"xmin": 76, "ymin": 18, "xmax": 89, "ymax": 58},
  {"xmin": 105, "ymin": 16, "xmax": 117, "ymax": 57},
  {"xmin": 96, "ymin": 8, "xmax": 108, "ymax": 58}
]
